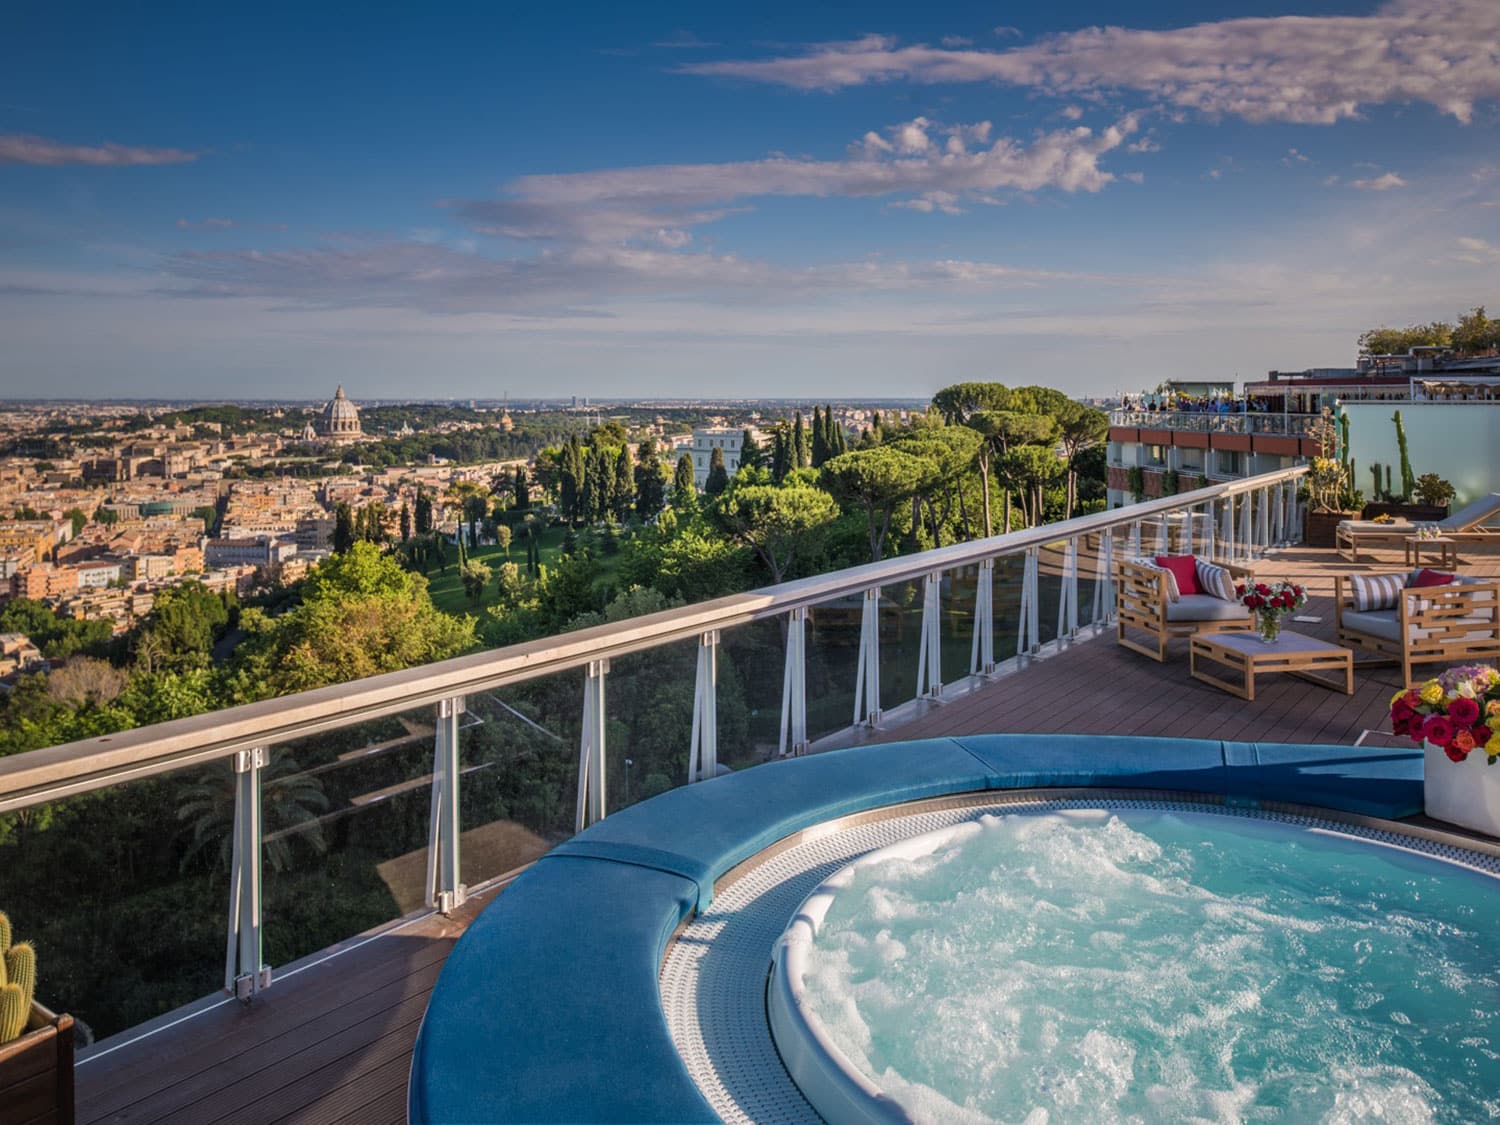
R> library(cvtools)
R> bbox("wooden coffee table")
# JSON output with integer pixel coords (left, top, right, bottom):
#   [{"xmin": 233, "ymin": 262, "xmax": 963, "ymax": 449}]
[
  {"xmin": 1404, "ymin": 535, "xmax": 1459, "ymax": 568},
  {"xmin": 1190, "ymin": 629, "xmax": 1353, "ymax": 701}
]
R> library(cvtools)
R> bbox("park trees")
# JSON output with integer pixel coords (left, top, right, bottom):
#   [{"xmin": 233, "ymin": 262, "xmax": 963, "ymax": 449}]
[
  {"xmin": 230, "ymin": 542, "xmax": 474, "ymax": 698},
  {"xmin": 711, "ymin": 482, "xmax": 839, "ymax": 584},
  {"xmin": 820, "ymin": 446, "xmax": 938, "ymax": 562},
  {"xmin": 1053, "ymin": 402, "xmax": 1109, "ymax": 519}
]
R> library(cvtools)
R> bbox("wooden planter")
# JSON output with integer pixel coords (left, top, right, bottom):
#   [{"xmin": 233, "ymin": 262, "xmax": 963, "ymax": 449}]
[
  {"xmin": 0, "ymin": 1001, "xmax": 75, "ymax": 1125},
  {"xmin": 1304, "ymin": 509, "xmax": 1356, "ymax": 549},
  {"xmin": 1360, "ymin": 502, "xmax": 1449, "ymax": 522}
]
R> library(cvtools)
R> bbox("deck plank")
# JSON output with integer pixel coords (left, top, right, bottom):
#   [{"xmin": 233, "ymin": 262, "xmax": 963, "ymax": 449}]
[{"xmin": 71, "ymin": 543, "xmax": 1498, "ymax": 1125}]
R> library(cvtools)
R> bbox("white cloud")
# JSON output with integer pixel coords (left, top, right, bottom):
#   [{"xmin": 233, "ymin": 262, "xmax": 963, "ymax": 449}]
[
  {"xmin": 0, "ymin": 133, "xmax": 198, "ymax": 166},
  {"xmin": 1349, "ymin": 171, "xmax": 1406, "ymax": 190},
  {"xmin": 940, "ymin": 35, "xmax": 972, "ymax": 48},
  {"xmin": 1059, "ymin": 105, "xmax": 1084, "ymax": 121},
  {"xmin": 451, "ymin": 115, "xmax": 1137, "ymax": 248},
  {"xmin": 1282, "ymin": 148, "xmax": 1311, "ymax": 166},
  {"xmin": 1453, "ymin": 236, "xmax": 1500, "ymax": 263},
  {"xmin": 680, "ymin": 0, "xmax": 1500, "ymax": 126}
]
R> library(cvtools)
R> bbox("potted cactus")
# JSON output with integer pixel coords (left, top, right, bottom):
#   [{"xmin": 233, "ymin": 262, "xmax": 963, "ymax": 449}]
[{"xmin": 0, "ymin": 912, "xmax": 74, "ymax": 1124}]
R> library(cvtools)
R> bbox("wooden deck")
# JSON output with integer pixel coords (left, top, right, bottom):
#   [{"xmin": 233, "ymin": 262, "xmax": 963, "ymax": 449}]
[{"xmin": 74, "ymin": 542, "xmax": 1500, "ymax": 1124}]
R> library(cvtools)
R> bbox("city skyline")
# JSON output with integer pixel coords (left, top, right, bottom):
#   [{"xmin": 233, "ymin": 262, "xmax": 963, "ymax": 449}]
[{"xmin": 3, "ymin": 0, "xmax": 1499, "ymax": 399}]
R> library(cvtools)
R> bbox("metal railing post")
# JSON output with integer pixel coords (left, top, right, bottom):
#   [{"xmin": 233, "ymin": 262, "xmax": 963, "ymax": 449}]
[
  {"xmin": 225, "ymin": 746, "xmax": 270, "ymax": 1002},
  {"xmin": 1091, "ymin": 529, "xmax": 1115, "ymax": 627},
  {"xmin": 915, "ymin": 572, "xmax": 943, "ymax": 700},
  {"xmin": 1221, "ymin": 497, "xmax": 1235, "ymax": 561},
  {"xmin": 1017, "ymin": 547, "xmax": 1041, "ymax": 657},
  {"xmin": 1238, "ymin": 490, "xmax": 1253, "ymax": 561},
  {"xmin": 425, "ymin": 696, "xmax": 467, "ymax": 915},
  {"xmin": 1054, "ymin": 538, "xmax": 1077, "ymax": 641},
  {"xmin": 1270, "ymin": 483, "xmax": 1285, "ymax": 545},
  {"xmin": 688, "ymin": 631, "xmax": 719, "ymax": 782},
  {"xmin": 575, "ymin": 659, "xmax": 608, "ymax": 832},
  {"xmin": 779, "ymin": 608, "xmax": 808, "ymax": 756},
  {"xmin": 1127, "ymin": 521, "xmax": 1142, "ymax": 557},
  {"xmin": 1203, "ymin": 500, "xmax": 1216, "ymax": 560},
  {"xmin": 1154, "ymin": 516, "xmax": 1168, "ymax": 556},
  {"xmin": 970, "ymin": 558, "xmax": 995, "ymax": 675},
  {"xmin": 1256, "ymin": 487, "xmax": 1270, "ymax": 554},
  {"xmin": 853, "ymin": 587, "xmax": 882, "ymax": 727}
]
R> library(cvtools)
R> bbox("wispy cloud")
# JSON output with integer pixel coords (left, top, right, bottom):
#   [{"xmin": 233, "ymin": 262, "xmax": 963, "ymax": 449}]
[
  {"xmin": 177, "ymin": 217, "xmax": 236, "ymax": 230},
  {"xmin": 1349, "ymin": 171, "xmax": 1406, "ymax": 191},
  {"xmin": 452, "ymin": 114, "xmax": 1139, "ymax": 248},
  {"xmin": 1453, "ymin": 236, "xmax": 1500, "ymax": 263},
  {"xmin": 679, "ymin": 0, "xmax": 1500, "ymax": 126},
  {"xmin": 0, "ymin": 133, "xmax": 198, "ymax": 166},
  {"xmin": 652, "ymin": 30, "xmax": 718, "ymax": 49}
]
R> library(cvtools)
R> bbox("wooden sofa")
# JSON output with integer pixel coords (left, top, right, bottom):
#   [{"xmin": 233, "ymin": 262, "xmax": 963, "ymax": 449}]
[
  {"xmin": 1116, "ymin": 559, "xmax": 1253, "ymax": 662},
  {"xmin": 1335, "ymin": 575, "xmax": 1500, "ymax": 686}
]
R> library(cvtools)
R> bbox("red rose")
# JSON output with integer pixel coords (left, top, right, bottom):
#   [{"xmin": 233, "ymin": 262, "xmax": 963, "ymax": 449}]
[
  {"xmin": 1449, "ymin": 697, "xmax": 1480, "ymax": 726},
  {"xmin": 1256, "ymin": 583, "xmax": 1271, "ymax": 595},
  {"xmin": 1473, "ymin": 722, "xmax": 1491, "ymax": 745},
  {"xmin": 1235, "ymin": 584, "xmax": 1246, "ymax": 597},
  {"xmin": 1445, "ymin": 742, "xmax": 1469, "ymax": 762},
  {"xmin": 1401, "ymin": 690, "xmax": 1421, "ymax": 710},
  {"xmin": 1424, "ymin": 715, "xmax": 1455, "ymax": 747}
]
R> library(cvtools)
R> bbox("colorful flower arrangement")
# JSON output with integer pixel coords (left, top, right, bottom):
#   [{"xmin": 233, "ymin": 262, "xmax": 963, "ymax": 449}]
[
  {"xmin": 1414, "ymin": 524, "xmax": 1443, "ymax": 541},
  {"xmin": 1235, "ymin": 580, "xmax": 1306, "ymax": 643},
  {"xmin": 1390, "ymin": 665, "xmax": 1500, "ymax": 763}
]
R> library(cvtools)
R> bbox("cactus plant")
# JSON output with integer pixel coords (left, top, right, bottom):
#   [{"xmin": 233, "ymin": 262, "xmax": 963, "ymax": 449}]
[
  {"xmin": 0, "ymin": 911, "xmax": 36, "ymax": 1044},
  {"xmin": 1393, "ymin": 410, "xmax": 1414, "ymax": 500},
  {"xmin": 1370, "ymin": 463, "xmax": 1384, "ymax": 500}
]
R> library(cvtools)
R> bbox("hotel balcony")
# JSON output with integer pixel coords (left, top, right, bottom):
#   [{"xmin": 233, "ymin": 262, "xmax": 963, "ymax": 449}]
[{"xmin": 2, "ymin": 466, "xmax": 1498, "ymax": 1123}]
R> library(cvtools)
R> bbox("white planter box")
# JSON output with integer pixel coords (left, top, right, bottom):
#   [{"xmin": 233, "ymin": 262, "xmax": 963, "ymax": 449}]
[{"xmin": 1424, "ymin": 740, "xmax": 1500, "ymax": 836}]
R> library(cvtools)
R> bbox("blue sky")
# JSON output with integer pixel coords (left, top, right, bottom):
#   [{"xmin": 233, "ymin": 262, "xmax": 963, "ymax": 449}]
[{"xmin": 2, "ymin": 0, "xmax": 1498, "ymax": 401}]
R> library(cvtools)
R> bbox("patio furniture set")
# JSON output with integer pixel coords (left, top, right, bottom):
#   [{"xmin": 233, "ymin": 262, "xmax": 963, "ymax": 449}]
[{"xmin": 1116, "ymin": 541, "xmax": 1500, "ymax": 700}]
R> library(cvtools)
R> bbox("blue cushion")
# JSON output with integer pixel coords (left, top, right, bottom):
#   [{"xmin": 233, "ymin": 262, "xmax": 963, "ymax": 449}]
[
  {"xmin": 549, "ymin": 737, "xmax": 994, "ymax": 908},
  {"xmin": 1221, "ymin": 741, "xmax": 1423, "ymax": 818},
  {"xmin": 408, "ymin": 856, "xmax": 714, "ymax": 1124},
  {"xmin": 954, "ymin": 733, "xmax": 1230, "ymax": 793}
]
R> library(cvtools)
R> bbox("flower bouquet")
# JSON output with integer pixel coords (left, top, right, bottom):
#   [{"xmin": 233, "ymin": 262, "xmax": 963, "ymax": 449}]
[
  {"xmin": 1234, "ymin": 580, "xmax": 1306, "ymax": 643},
  {"xmin": 1391, "ymin": 665, "xmax": 1500, "ymax": 834}
]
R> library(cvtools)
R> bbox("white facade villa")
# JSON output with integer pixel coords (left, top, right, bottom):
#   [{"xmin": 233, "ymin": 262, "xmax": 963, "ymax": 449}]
[{"xmin": 687, "ymin": 426, "xmax": 763, "ymax": 488}]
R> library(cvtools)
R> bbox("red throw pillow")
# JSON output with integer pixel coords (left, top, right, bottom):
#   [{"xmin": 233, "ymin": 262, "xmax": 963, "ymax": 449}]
[
  {"xmin": 1409, "ymin": 569, "xmax": 1456, "ymax": 588},
  {"xmin": 1155, "ymin": 554, "xmax": 1201, "ymax": 596}
]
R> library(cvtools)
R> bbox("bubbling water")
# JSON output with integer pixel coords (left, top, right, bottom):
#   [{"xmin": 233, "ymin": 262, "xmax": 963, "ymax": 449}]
[{"xmin": 798, "ymin": 809, "xmax": 1500, "ymax": 1123}]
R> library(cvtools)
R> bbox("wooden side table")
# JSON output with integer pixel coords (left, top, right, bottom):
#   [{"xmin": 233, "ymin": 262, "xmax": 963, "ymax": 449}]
[
  {"xmin": 1404, "ymin": 535, "xmax": 1459, "ymax": 568},
  {"xmin": 1191, "ymin": 630, "xmax": 1353, "ymax": 701}
]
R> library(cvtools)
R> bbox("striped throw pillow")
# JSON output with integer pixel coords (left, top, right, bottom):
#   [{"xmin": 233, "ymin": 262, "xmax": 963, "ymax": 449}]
[
  {"xmin": 1195, "ymin": 560, "xmax": 1236, "ymax": 603},
  {"xmin": 1129, "ymin": 557, "xmax": 1179, "ymax": 602},
  {"xmin": 1350, "ymin": 572, "xmax": 1404, "ymax": 612}
]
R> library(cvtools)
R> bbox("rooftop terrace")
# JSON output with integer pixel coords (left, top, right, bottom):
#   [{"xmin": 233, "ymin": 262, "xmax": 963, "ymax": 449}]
[{"xmin": 2, "ymin": 467, "xmax": 1494, "ymax": 1122}]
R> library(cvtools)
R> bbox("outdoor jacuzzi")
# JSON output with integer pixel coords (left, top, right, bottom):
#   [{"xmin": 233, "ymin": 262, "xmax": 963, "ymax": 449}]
[
  {"xmin": 408, "ymin": 735, "xmax": 1500, "ymax": 1124},
  {"xmin": 749, "ymin": 801, "xmax": 1500, "ymax": 1123}
]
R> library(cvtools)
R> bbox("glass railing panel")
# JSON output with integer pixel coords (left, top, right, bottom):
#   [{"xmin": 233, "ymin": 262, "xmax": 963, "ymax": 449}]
[
  {"xmin": 804, "ymin": 596, "xmax": 864, "ymax": 743},
  {"xmin": 991, "ymin": 551, "xmax": 1027, "ymax": 661},
  {"xmin": 603, "ymin": 637, "xmax": 699, "ymax": 812},
  {"xmin": 262, "ymin": 704, "xmax": 442, "ymax": 968},
  {"xmin": 1075, "ymin": 532, "xmax": 1105, "ymax": 631},
  {"xmin": 1031, "ymin": 541, "xmax": 1064, "ymax": 649},
  {"xmin": 0, "ymin": 761, "xmax": 232, "ymax": 1043},
  {"xmin": 938, "ymin": 565, "xmax": 978, "ymax": 684},
  {"xmin": 877, "ymin": 577, "xmax": 922, "ymax": 713},
  {"xmin": 458, "ymin": 668, "xmax": 584, "ymax": 888},
  {"xmin": 716, "ymin": 617, "xmax": 787, "ymax": 770}
]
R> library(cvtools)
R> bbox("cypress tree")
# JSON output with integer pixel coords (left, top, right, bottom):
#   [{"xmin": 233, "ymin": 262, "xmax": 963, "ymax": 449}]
[
  {"xmin": 635, "ymin": 437, "xmax": 666, "ymax": 519},
  {"xmin": 333, "ymin": 502, "xmax": 354, "ymax": 554},
  {"xmin": 673, "ymin": 453, "xmax": 696, "ymax": 509},
  {"xmin": 738, "ymin": 428, "xmax": 763, "ymax": 472},
  {"xmin": 705, "ymin": 447, "xmax": 729, "ymax": 496},
  {"xmin": 811, "ymin": 406, "xmax": 827, "ymax": 467},
  {"xmin": 771, "ymin": 424, "xmax": 791, "ymax": 483},
  {"xmin": 613, "ymin": 444, "xmax": 634, "ymax": 520},
  {"xmin": 514, "ymin": 465, "xmax": 530, "ymax": 509},
  {"xmin": 415, "ymin": 490, "xmax": 433, "ymax": 535},
  {"xmin": 399, "ymin": 502, "xmax": 411, "ymax": 543},
  {"xmin": 792, "ymin": 411, "xmax": 808, "ymax": 468}
]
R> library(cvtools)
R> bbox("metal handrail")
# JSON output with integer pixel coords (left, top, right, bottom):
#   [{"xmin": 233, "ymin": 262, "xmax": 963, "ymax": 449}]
[
  {"xmin": 0, "ymin": 466, "xmax": 1307, "ymax": 812},
  {"xmin": 1110, "ymin": 411, "xmax": 1320, "ymax": 436}
]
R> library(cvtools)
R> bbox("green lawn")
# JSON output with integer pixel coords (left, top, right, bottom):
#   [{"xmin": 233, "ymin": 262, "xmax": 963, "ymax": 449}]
[{"xmin": 424, "ymin": 525, "xmax": 624, "ymax": 616}]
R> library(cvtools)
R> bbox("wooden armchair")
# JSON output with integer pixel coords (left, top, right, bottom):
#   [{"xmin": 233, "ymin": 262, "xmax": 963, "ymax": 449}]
[
  {"xmin": 1335, "ymin": 576, "xmax": 1500, "ymax": 686},
  {"xmin": 1116, "ymin": 559, "xmax": 1253, "ymax": 662}
]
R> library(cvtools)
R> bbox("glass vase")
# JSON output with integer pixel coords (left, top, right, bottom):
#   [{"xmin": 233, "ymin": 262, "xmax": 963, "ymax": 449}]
[{"xmin": 1257, "ymin": 612, "xmax": 1282, "ymax": 644}]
